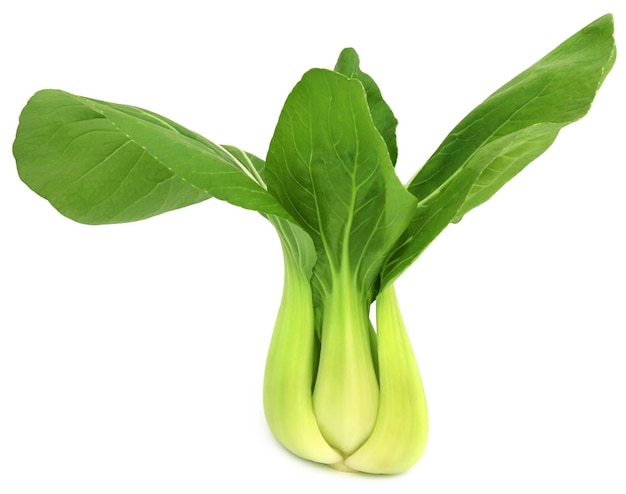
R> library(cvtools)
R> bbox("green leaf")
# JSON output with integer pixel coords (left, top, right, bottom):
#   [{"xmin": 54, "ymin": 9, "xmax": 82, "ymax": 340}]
[
  {"xmin": 380, "ymin": 14, "xmax": 616, "ymax": 288},
  {"xmin": 265, "ymin": 69, "xmax": 417, "ymax": 301},
  {"xmin": 449, "ymin": 125, "xmax": 561, "ymax": 222},
  {"xmin": 13, "ymin": 90, "xmax": 291, "ymax": 224},
  {"xmin": 334, "ymin": 48, "xmax": 399, "ymax": 165}
]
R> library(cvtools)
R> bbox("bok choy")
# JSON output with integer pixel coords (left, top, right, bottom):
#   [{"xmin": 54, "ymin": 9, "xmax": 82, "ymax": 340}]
[{"xmin": 12, "ymin": 14, "xmax": 616, "ymax": 474}]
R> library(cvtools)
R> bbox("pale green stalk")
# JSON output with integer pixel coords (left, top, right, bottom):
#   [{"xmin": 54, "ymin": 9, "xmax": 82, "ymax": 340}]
[
  {"xmin": 312, "ymin": 267, "xmax": 380, "ymax": 458},
  {"xmin": 263, "ymin": 223, "xmax": 341, "ymax": 464},
  {"xmin": 346, "ymin": 284, "xmax": 428, "ymax": 473}
]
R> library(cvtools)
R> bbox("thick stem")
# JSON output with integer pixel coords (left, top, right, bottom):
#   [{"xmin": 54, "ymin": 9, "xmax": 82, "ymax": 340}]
[
  {"xmin": 263, "ymin": 245, "xmax": 341, "ymax": 464},
  {"xmin": 312, "ymin": 268, "xmax": 380, "ymax": 456},
  {"xmin": 345, "ymin": 283, "xmax": 428, "ymax": 474}
]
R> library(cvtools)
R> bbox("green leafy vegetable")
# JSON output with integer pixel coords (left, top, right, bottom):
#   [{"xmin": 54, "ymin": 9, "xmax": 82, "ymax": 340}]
[{"xmin": 13, "ymin": 14, "xmax": 616, "ymax": 474}]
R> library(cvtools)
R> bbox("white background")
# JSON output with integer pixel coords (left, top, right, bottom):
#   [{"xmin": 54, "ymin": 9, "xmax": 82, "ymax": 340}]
[{"xmin": 1, "ymin": 1, "xmax": 625, "ymax": 492}]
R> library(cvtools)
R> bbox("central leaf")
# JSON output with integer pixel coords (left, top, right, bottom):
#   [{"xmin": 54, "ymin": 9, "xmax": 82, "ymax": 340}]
[{"xmin": 265, "ymin": 69, "xmax": 416, "ymax": 302}]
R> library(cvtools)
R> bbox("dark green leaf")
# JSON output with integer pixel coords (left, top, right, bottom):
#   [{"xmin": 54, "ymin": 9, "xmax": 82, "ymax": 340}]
[
  {"xmin": 380, "ymin": 14, "xmax": 616, "ymax": 288},
  {"xmin": 13, "ymin": 90, "xmax": 291, "ymax": 224},
  {"xmin": 265, "ymin": 69, "xmax": 416, "ymax": 300}
]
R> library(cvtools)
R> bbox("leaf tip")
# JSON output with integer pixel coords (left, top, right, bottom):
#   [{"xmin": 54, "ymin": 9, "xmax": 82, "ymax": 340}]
[{"xmin": 334, "ymin": 47, "xmax": 361, "ymax": 77}]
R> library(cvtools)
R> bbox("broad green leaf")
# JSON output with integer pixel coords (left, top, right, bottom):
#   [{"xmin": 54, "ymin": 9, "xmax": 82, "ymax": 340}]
[
  {"xmin": 334, "ymin": 48, "xmax": 399, "ymax": 165},
  {"xmin": 380, "ymin": 14, "xmax": 616, "ymax": 288},
  {"xmin": 13, "ymin": 90, "xmax": 292, "ymax": 224},
  {"xmin": 265, "ymin": 69, "xmax": 417, "ymax": 302}
]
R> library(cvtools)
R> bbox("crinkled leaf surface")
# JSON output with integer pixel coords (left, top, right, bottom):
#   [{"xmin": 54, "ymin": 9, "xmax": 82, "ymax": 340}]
[
  {"xmin": 13, "ymin": 90, "xmax": 291, "ymax": 224},
  {"xmin": 380, "ymin": 14, "xmax": 616, "ymax": 288},
  {"xmin": 265, "ymin": 69, "xmax": 416, "ymax": 301}
]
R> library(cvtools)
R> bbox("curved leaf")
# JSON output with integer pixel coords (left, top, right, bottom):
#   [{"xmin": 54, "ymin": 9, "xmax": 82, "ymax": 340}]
[
  {"xmin": 380, "ymin": 14, "xmax": 616, "ymax": 288},
  {"xmin": 13, "ymin": 90, "xmax": 291, "ymax": 224}
]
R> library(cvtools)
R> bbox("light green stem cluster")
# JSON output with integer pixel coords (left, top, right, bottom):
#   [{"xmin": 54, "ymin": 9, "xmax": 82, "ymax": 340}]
[{"xmin": 263, "ymin": 245, "xmax": 428, "ymax": 473}]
